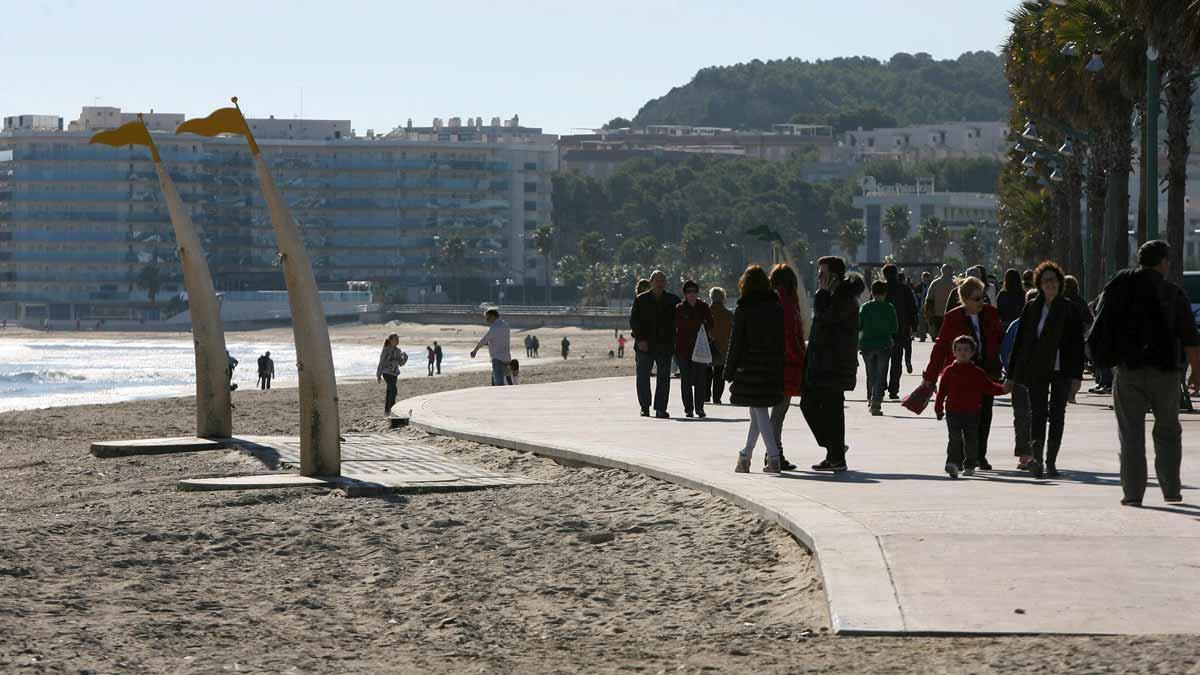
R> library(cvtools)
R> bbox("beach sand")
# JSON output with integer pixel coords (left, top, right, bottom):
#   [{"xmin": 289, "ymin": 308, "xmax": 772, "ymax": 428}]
[{"xmin": 2, "ymin": 324, "xmax": 1199, "ymax": 672}]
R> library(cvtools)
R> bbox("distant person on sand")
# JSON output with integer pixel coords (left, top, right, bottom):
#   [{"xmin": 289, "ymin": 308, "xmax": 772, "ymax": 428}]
[
  {"xmin": 524, "ymin": 334, "xmax": 533, "ymax": 358},
  {"xmin": 471, "ymin": 308, "xmax": 512, "ymax": 386},
  {"xmin": 377, "ymin": 333, "xmax": 406, "ymax": 414},
  {"xmin": 708, "ymin": 287, "xmax": 733, "ymax": 405},
  {"xmin": 426, "ymin": 345, "xmax": 436, "ymax": 376},
  {"xmin": 257, "ymin": 351, "xmax": 275, "ymax": 390},
  {"xmin": 434, "ymin": 341, "xmax": 443, "ymax": 374},
  {"xmin": 630, "ymin": 270, "xmax": 680, "ymax": 418},
  {"xmin": 226, "ymin": 351, "xmax": 239, "ymax": 392},
  {"xmin": 561, "ymin": 336, "xmax": 571, "ymax": 360},
  {"xmin": 506, "ymin": 359, "xmax": 521, "ymax": 385},
  {"xmin": 617, "ymin": 334, "xmax": 627, "ymax": 358},
  {"xmin": 727, "ymin": 265, "xmax": 785, "ymax": 474},
  {"xmin": 531, "ymin": 335, "xmax": 540, "ymax": 358}
]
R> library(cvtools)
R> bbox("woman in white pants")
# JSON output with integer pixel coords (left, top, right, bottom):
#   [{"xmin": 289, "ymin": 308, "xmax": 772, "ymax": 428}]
[{"xmin": 725, "ymin": 265, "xmax": 787, "ymax": 473}]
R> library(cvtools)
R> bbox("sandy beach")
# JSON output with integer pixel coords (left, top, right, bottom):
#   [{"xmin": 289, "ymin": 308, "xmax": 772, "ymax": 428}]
[{"xmin": 2, "ymin": 324, "xmax": 1200, "ymax": 672}]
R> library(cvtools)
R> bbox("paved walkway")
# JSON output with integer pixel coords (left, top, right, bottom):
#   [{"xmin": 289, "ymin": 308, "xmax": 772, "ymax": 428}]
[{"xmin": 398, "ymin": 343, "xmax": 1200, "ymax": 635}]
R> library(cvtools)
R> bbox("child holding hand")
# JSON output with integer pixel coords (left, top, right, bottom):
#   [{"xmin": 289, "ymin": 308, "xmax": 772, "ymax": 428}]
[{"xmin": 935, "ymin": 335, "xmax": 1011, "ymax": 478}]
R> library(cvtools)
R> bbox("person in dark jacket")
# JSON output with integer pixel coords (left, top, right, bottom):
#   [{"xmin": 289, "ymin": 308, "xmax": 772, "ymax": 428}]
[
  {"xmin": 1006, "ymin": 261, "xmax": 1086, "ymax": 478},
  {"xmin": 727, "ymin": 265, "xmax": 786, "ymax": 474},
  {"xmin": 675, "ymin": 279, "xmax": 714, "ymax": 418},
  {"xmin": 802, "ymin": 256, "xmax": 860, "ymax": 472},
  {"xmin": 708, "ymin": 287, "xmax": 734, "ymax": 405},
  {"xmin": 923, "ymin": 276, "xmax": 1004, "ymax": 470},
  {"xmin": 996, "ymin": 268, "xmax": 1026, "ymax": 328},
  {"xmin": 882, "ymin": 264, "xmax": 918, "ymax": 399},
  {"xmin": 630, "ymin": 270, "xmax": 681, "ymax": 418},
  {"xmin": 769, "ymin": 264, "xmax": 807, "ymax": 472}
]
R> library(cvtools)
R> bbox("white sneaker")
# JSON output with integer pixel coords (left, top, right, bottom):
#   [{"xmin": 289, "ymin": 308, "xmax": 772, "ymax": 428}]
[{"xmin": 945, "ymin": 462, "xmax": 960, "ymax": 479}]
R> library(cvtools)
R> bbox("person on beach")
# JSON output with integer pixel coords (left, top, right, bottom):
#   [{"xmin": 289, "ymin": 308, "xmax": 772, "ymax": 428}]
[
  {"xmin": 630, "ymin": 270, "xmax": 680, "ymax": 418},
  {"xmin": 531, "ymin": 335, "xmax": 540, "ymax": 358},
  {"xmin": 226, "ymin": 351, "xmax": 239, "ymax": 392},
  {"xmin": 923, "ymin": 276, "xmax": 1003, "ymax": 470},
  {"xmin": 768, "ymin": 264, "xmax": 806, "ymax": 471},
  {"xmin": 376, "ymin": 333, "xmax": 405, "ymax": 414},
  {"xmin": 726, "ymin": 265, "xmax": 786, "ymax": 474},
  {"xmin": 674, "ymin": 279, "xmax": 714, "ymax": 419},
  {"xmin": 426, "ymin": 346, "xmax": 436, "ymax": 376},
  {"xmin": 434, "ymin": 341, "xmax": 443, "ymax": 374},
  {"xmin": 471, "ymin": 309, "xmax": 512, "ymax": 386},
  {"xmin": 1088, "ymin": 240, "xmax": 1200, "ymax": 506},
  {"xmin": 524, "ymin": 334, "xmax": 534, "ymax": 358},
  {"xmin": 506, "ymin": 359, "xmax": 521, "ymax": 385},
  {"xmin": 803, "ymin": 256, "xmax": 860, "ymax": 473},
  {"xmin": 936, "ymin": 335, "xmax": 1011, "ymax": 478},
  {"xmin": 617, "ymin": 334, "xmax": 627, "ymax": 358},
  {"xmin": 860, "ymin": 280, "xmax": 898, "ymax": 416},
  {"xmin": 1000, "ymin": 289, "xmax": 1039, "ymax": 471},
  {"xmin": 561, "ymin": 336, "xmax": 571, "ymax": 360},
  {"xmin": 882, "ymin": 264, "xmax": 917, "ymax": 396},
  {"xmin": 1005, "ymin": 262, "xmax": 1087, "ymax": 479},
  {"xmin": 925, "ymin": 264, "xmax": 955, "ymax": 339},
  {"xmin": 256, "ymin": 351, "xmax": 275, "ymax": 390},
  {"xmin": 996, "ymin": 268, "xmax": 1026, "ymax": 328},
  {"xmin": 708, "ymin": 287, "xmax": 734, "ymax": 405}
]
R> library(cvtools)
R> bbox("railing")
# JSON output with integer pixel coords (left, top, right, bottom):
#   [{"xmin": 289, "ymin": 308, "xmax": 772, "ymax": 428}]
[{"xmin": 384, "ymin": 303, "xmax": 627, "ymax": 317}]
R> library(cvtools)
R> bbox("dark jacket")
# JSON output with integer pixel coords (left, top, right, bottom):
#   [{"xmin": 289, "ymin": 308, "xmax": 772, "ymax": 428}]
[
  {"xmin": 924, "ymin": 304, "xmax": 1004, "ymax": 383},
  {"xmin": 674, "ymin": 299, "xmax": 714, "ymax": 360},
  {"xmin": 805, "ymin": 279, "xmax": 860, "ymax": 392},
  {"xmin": 1006, "ymin": 295, "xmax": 1086, "ymax": 384},
  {"xmin": 996, "ymin": 289, "xmax": 1025, "ymax": 327},
  {"xmin": 629, "ymin": 289, "xmax": 681, "ymax": 353},
  {"xmin": 724, "ymin": 290, "xmax": 785, "ymax": 408},
  {"xmin": 885, "ymin": 280, "xmax": 918, "ymax": 339},
  {"xmin": 1089, "ymin": 268, "xmax": 1200, "ymax": 371}
]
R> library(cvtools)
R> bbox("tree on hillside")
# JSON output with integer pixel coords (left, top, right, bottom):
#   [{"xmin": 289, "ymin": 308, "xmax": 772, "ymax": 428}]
[
  {"xmin": 532, "ymin": 225, "xmax": 556, "ymax": 305},
  {"xmin": 603, "ymin": 117, "xmax": 633, "ymax": 130},
  {"xmin": 618, "ymin": 235, "xmax": 659, "ymax": 271},
  {"xmin": 791, "ymin": 106, "xmax": 899, "ymax": 134},
  {"xmin": 577, "ymin": 232, "xmax": 606, "ymax": 266},
  {"xmin": 917, "ymin": 217, "xmax": 949, "ymax": 262},
  {"xmin": 838, "ymin": 220, "xmax": 865, "ymax": 261},
  {"xmin": 882, "ymin": 205, "xmax": 911, "ymax": 254}
]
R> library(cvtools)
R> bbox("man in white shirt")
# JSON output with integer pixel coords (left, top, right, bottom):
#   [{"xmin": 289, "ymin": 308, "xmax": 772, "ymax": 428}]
[{"xmin": 471, "ymin": 308, "xmax": 512, "ymax": 386}]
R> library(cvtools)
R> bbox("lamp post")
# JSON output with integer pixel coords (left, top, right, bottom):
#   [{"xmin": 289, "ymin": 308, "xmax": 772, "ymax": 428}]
[{"xmin": 1146, "ymin": 45, "xmax": 1160, "ymax": 240}]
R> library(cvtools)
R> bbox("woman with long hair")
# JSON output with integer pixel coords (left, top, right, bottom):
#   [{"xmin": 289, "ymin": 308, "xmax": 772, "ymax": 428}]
[
  {"xmin": 1005, "ymin": 261, "xmax": 1086, "ymax": 478},
  {"xmin": 376, "ymin": 333, "xmax": 405, "ymax": 414},
  {"xmin": 996, "ymin": 268, "xmax": 1026, "ymax": 327},
  {"xmin": 768, "ymin": 264, "xmax": 806, "ymax": 472},
  {"xmin": 726, "ymin": 265, "xmax": 786, "ymax": 473}
]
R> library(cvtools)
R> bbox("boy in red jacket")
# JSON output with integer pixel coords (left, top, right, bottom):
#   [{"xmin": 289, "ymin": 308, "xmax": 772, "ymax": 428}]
[{"xmin": 935, "ymin": 335, "xmax": 1011, "ymax": 478}]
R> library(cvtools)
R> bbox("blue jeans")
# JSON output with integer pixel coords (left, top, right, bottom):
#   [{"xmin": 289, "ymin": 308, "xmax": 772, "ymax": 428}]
[
  {"xmin": 636, "ymin": 349, "xmax": 672, "ymax": 413},
  {"xmin": 862, "ymin": 348, "xmax": 890, "ymax": 407},
  {"xmin": 491, "ymin": 358, "xmax": 508, "ymax": 386}
]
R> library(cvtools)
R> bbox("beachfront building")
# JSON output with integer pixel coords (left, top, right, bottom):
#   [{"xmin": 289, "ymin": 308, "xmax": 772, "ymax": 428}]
[
  {"xmin": 850, "ymin": 176, "xmax": 999, "ymax": 263},
  {"xmin": 0, "ymin": 107, "xmax": 557, "ymax": 321},
  {"xmin": 845, "ymin": 121, "xmax": 1009, "ymax": 162}
]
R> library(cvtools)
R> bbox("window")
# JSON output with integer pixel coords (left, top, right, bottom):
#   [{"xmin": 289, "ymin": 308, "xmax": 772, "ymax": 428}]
[
  {"xmin": 523, "ymin": 201, "xmax": 537, "ymax": 212},
  {"xmin": 523, "ymin": 181, "xmax": 538, "ymax": 192},
  {"xmin": 523, "ymin": 162, "xmax": 537, "ymax": 171}
]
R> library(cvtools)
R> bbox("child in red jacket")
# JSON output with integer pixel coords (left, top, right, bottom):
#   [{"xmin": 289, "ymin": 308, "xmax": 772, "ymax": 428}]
[{"xmin": 935, "ymin": 335, "xmax": 1011, "ymax": 478}]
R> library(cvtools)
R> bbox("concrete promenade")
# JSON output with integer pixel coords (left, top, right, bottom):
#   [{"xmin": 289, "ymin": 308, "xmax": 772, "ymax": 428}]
[{"xmin": 399, "ymin": 343, "xmax": 1200, "ymax": 635}]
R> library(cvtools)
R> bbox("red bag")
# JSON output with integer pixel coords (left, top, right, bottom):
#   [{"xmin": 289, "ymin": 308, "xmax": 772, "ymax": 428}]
[{"xmin": 902, "ymin": 383, "xmax": 934, "ymax": 415}]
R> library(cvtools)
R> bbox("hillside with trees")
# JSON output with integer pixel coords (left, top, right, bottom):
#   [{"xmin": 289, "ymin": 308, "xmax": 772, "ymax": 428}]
[{"xmin": 631, "ymin": 51, "xmax": 1010, "ymax": 130}]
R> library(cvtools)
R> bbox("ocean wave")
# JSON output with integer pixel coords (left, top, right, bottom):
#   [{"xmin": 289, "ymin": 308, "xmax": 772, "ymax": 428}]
[{"xmin": 0, "ymin": 370, "xmax": 87, "ymax": 384}]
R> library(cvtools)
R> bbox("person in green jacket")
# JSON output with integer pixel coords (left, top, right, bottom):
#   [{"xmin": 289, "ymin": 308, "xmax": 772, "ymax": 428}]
[{"xmin": 860, "ymin": 280, "xmax": 899, "ymax": 415}]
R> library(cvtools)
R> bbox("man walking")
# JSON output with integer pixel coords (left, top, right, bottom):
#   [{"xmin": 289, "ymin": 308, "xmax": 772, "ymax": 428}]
[
  {"xmin": 882, "ymin": 264, "xmax": 917, "ymax": 399},
  {"xmin": 256, "ymin": 351, "xmax": 275, "ymax": 390},
  {"xmin": 1089, "ymin": 240, "xmax": 1200, "ymax": 506},
  {"xmin": 630, "ymin": 270, "xmax": 680, "ymax": 418},
  {"xmin": 802, "ymin": 256, "xmax": 860, "ymax": 472},
  {"xmin": 470, "ymin": 308, "xmax": 512, "ymax": 386},
  {"xmin": 925, "ymin": 264, "xmax": 955, "ymax": 342}
]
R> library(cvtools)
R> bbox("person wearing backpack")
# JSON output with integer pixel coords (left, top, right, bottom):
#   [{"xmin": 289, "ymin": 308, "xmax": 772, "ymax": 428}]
[{"xmin": 1088, "ymin": 241, "xmax": 1200, "ymax": 506}]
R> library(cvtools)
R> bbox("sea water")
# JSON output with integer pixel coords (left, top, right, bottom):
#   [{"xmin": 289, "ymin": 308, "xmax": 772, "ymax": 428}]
[{"xmin": 0, "ymin": 337, "xmax": 474, "ymax": 413}]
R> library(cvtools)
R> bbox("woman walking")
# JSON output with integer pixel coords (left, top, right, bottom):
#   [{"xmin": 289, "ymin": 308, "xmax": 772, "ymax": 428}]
[
  {"xmin": 1005, "ymin": 262, "xmax": 1086, "ymax": 478},
  {"xmin": 922, "ymin": 276, "xmax": 1004, "ymax": 470},
  {"xmin": 769, "ymin": 264, "xmax": 806, "ymax": 471},
  {"xmin": 726, "ymin": 266, "xmax": 786, "ymax": 473},
  {"xmin": 675, "ymin": 280, "xmax": 715, "ymax": 418},
  {"xmin": 996, "ymin": 268, "xmax": 1026, "ymax": 328},
  {"xmin": 708, "ymin": 287, "xmax": 734, "ymax": 405},
  {"xmin": 377, "ymin": 333, "xmax": 406, "ymax": 415}
]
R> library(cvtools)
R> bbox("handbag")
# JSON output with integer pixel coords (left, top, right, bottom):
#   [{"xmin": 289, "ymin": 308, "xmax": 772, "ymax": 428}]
[
  {"xmin": 692, "ymin": 324, "xmax": 713, "ymax": 364},
  {"xmin": 901, "ymin": 382, "xmax": 934, "ymax": 415}
]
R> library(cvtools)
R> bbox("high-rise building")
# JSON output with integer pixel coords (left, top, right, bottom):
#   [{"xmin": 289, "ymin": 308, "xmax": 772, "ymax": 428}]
[{"xmin": 0, "ymin": 107, "xmax": 557, "ymax": 321}]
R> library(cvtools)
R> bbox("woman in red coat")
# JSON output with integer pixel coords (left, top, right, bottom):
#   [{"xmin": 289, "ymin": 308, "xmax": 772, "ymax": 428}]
[
  {"xmin": 675, "ymin": 279, "xmax": 715, "ymax": 418},
  {"xmin": 922, "ymin": 276, "xmax": 1004, "ymax": 470},
  {"xmin": 769, "ymin": 264, "xmax": 807, "ymax": 472}
]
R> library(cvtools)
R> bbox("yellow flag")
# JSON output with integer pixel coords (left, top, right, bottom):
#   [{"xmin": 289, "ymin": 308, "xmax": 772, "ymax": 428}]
[
  {"xmin": 89, "ymin": 120, "xmax": 158, "ymax": 160},
  {"xmin": 176, "ymin": 103, "xmax": 259, "ymax": 154}
]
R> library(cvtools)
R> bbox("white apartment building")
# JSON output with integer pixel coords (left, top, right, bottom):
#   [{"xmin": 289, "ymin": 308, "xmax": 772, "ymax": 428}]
[{"xmin": 845, "ymin": 121, "xmax": 1009, "ymax": 162}]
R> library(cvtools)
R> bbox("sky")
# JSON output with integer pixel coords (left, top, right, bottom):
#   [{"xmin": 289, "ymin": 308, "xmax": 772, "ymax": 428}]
[{"xmin": 2, "ymin": 0, "xmax": 1018, "ymax": 135}]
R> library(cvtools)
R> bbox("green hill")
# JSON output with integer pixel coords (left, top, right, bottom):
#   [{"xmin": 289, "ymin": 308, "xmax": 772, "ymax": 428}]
[{"xmin": 631, "ymin": 51, "xmax": 1011, "ymax": 131}]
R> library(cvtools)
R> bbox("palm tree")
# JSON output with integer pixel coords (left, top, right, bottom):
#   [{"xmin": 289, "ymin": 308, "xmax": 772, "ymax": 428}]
[
  {"xmin": 958, "ymin": 225, "xmax": 987, "ymax": 267},
  {"xmin": 137, "ymin": 264, "xmax": 161, "ymax": 306},
  {"xmin": 882, "ymin": 205, "xmax": 910, "ymax": 257},
  {"xmin": 837, "ymin": 220, "xmax": 865, "ymax": 261},
  {"xmin": 531, "ymin": 224, "xmax": 555, "ymax": 305},
  {"xmin": 917, "ymin": 217, "xmax": 949, "ymax": 262},
  {"xmin": 440, "ymin": 235, "xmax": 467, "ymax": 303}
]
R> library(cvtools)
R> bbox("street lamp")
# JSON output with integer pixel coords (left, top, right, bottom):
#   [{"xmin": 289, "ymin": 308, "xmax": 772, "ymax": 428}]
[{"xmin": 1085, "ymin": 49, "xmax": 1105, "ymax": 73}]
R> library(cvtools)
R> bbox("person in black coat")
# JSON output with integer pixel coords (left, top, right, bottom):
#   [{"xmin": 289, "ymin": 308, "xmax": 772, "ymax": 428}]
[
  {"xmin": 882, "ymin": 264, "xmax": 918, "ymax": 397},
  {"xmin": 1006, "ymin": 261, "xmax": 1086, "ymax": 478},
  {"xmin": 802, "ymin": 255, "xmax": 860, "ymax": 472},
  {"xmin": 630, "ymin": 270, "xmax": 681, "ymax": 418},
  {"xmin": 727, "ymin": 265, "xmax": 786, "ymax": 474}
]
